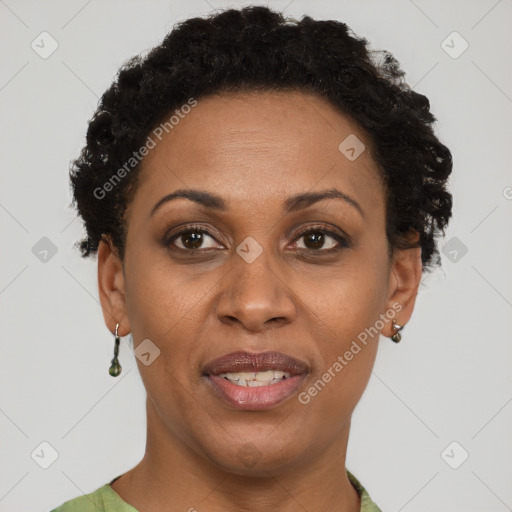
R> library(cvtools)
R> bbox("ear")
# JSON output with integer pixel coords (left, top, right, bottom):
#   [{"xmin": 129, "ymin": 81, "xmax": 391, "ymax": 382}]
[
  {"xmin": 97, "ymin": 236, "xmax": 131, "ymax": 337},
  {"xmin": 383, "ymin": 231, "xmax": 423, "ymax": 338}
]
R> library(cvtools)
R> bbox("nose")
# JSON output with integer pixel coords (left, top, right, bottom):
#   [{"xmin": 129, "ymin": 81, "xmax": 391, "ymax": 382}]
[{"xmin": 215, "ymin": 249, "xmax": 296, "ymax": 332}]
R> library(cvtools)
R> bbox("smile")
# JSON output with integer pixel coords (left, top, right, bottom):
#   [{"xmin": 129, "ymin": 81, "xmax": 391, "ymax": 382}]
[
  {"xmin": 202, "ymin": 351, "xmax": 309, "ymax": 410},
  {"xmin": 218, "ymin": 370, "xmax": 291, "ymax": 386}
]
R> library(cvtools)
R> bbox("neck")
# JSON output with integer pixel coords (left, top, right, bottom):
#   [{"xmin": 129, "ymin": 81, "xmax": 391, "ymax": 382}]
[{"xmin": 111, "ymin": 397, "xmax": 361, "ymax": 512}]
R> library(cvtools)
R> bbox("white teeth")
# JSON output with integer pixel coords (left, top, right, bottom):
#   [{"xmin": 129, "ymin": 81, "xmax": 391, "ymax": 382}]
[{"xmin": 219, "ymin": 370, "xmax": 291, "ymax": 387}]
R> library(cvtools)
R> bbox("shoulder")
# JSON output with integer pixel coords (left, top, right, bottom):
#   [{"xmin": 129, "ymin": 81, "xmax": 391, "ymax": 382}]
[
  {"xmin": 49, "ymin": 483, "xmax": 138, "ymax": 512},
  {"xmin": 49, "ymin": 484, "xmax": 110, "ymax": 512}
]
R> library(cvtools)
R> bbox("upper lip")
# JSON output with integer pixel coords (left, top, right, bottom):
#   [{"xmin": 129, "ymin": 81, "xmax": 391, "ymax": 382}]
[{"xmin": 203, "ymin": 351, "xmax": 309, "ymax": 376}]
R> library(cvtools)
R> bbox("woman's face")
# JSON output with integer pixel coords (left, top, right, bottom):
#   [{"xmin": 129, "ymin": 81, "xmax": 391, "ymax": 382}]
[{"xmin": 99, "ymin": 90, "xmax": 421, "ymax": 476}]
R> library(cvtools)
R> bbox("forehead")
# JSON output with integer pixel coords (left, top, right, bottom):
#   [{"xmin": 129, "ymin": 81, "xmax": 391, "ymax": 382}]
[{"xmin": 128, "ymin": 90, "xmax": 384, "ymax": 218}]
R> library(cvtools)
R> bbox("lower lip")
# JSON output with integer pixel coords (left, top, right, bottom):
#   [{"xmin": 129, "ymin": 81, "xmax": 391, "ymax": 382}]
[{"xmin": 205, "ymin": 374, "xmax": 307, "ymax": 410}]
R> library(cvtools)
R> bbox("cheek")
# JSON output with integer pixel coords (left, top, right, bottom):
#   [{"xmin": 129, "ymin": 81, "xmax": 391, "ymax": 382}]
[
  {"xmin": 298, "ymin": 285, "xmax": 384, "ymax": 429},
  {"xmin": 306, "ymin": 245, "xmax": 390, "ymax": 342},
  {"xmin": 124, "ymin": 246, "xmax": 210, "ymax": 338},
  {"xmin": 298, "ymin": 247, "xmax": 389, "ymax": 405},
  {"xmin": 123, "ymin": 250, "xmax": 228, "ymax": 407}
]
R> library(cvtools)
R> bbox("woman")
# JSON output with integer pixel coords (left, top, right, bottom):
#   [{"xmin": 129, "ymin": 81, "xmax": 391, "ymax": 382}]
[{"xmin": 50, "ymin": 5, "xmax": 452, "ymax": 512}]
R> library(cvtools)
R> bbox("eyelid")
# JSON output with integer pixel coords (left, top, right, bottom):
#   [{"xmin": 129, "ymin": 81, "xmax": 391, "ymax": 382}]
[
  {"xmin": 292, "ymin": 223, "xmax": 352, "ymax": 246},
  {"xmin": 164, "ymin": 223, "xmax": 223, "ymax": 249},
  {"xmin": 164, "ymin": 222, "xmax": 351, "ymax": 251}
]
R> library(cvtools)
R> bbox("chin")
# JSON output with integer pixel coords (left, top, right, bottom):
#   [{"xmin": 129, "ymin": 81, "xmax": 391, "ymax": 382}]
[{"xmin": 200, "ymin": 435, "xmax": 307, "ymax": 478}]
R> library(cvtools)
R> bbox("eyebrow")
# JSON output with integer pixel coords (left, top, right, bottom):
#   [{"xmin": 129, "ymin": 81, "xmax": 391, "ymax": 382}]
[{"xmin": 150, "ymin": 187, "xmax": 365, "ymax": 218}]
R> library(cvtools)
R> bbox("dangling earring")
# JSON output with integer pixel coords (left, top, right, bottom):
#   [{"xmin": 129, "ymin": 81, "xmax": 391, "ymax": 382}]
[
  {"xmin": 109, "ymin": 323, "xmax": 122, "ymax": 377},
  {"xmin": 391, "ymin": 320, "xmax": 405, "ymax": 343}
]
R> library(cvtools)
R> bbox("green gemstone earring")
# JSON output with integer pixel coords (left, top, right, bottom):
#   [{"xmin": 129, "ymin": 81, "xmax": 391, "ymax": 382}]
[
  {"xmin": 391, "ymin": 320, "xmax": 405, "ymax": 343},
  {"xmin": 109, "ymin": 323, "xmax": 122, "ymax": 377}
]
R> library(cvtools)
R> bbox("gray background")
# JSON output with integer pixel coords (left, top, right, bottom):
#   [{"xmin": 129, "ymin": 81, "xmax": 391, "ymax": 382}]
[{"xmin": 1, "ymin": 0, "xmax": 511, "ymax": 511}]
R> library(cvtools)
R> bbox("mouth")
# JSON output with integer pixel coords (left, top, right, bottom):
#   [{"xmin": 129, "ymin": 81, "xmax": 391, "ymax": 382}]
[{"xmin": 202, "ymin": 351, "xmax": 309, "ymax": 410}]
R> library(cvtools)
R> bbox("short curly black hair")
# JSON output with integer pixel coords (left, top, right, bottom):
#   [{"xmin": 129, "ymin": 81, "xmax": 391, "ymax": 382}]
[{"xmin": 70, "ymin": 5, "xmax": 452, "ymax": 272}]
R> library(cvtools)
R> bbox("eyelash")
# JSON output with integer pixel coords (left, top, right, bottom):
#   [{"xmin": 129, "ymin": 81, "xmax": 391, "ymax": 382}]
[{"xmin": 164, "ymin": 223, "xmax": 350, "ymax": 253}]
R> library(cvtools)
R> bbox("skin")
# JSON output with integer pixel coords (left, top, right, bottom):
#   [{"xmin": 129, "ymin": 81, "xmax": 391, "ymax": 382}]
[{"xmin": 97, "ymin": 90, "xmax": 422, "ymax": 512}]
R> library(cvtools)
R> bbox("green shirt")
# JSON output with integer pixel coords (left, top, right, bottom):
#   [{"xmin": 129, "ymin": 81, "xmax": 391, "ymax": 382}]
[{"xmin": 50, "ymin": 470, "xmax": 382, "ymax": 511}]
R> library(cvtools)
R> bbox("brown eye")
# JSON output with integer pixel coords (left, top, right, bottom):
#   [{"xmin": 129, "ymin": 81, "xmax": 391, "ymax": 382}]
[
  {"xmin": 303, "ymin": 232, "xmax": 328, "ymax": 250},
  {"xmin": 292, "ymin": 226, "xmax": 349, "ymax": 252},
  {"xmin": 178, "ymin": 231, "xmax": 206, "ymax": 250},
  {"xmin": 166, "ymin": 227, "xmax": 220, "ymax": 250}
]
